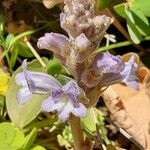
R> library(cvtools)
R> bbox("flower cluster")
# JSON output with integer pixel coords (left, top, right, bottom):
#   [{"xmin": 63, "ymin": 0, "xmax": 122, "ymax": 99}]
[{"xmin": 16, "ymin": 0, "xmax": 139, "ymax": 121}]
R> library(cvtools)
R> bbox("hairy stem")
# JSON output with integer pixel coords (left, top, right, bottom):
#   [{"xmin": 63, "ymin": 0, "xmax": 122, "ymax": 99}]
[{"xmin": 69, "ymin": 115, "xmax": 85, "ymax": 150}]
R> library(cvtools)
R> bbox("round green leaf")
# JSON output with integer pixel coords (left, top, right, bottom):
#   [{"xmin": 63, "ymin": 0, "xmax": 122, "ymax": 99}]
[
  {"xmin": 0, "ymin": 145, "xmax": 18, "ymax": 150},
  {"xmin": 6, "ymin": 58, "xmax": 48, "ymax": 128},
  {"xmin": 0, "ymin": 122, "xmax": 16, "ymax": 145},
  {"xmin": 11, "ymin": 128, "xmax": 25, "ymax": 148}
]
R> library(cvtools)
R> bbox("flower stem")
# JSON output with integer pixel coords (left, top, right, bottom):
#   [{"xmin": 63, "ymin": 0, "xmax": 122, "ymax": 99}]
[
  {"xmin": 96, "ymin": 35, "xmax": 150, "ymax": 52},
  {"xmin": 69, "ymin": 115, "xmax": 84, "ymax": 150},
  {"xmin": 25, "ymin": 38, "xmax": 46, "ymax": 68}
]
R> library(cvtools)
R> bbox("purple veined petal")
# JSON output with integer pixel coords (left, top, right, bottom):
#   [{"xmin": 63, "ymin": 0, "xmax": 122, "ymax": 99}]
[
  {"xmin": 15, "ymin": 60, "xmax": 62, "ymax": 104},
  {"xmin": 72, "ymin": 103, "xmax": 87, "ymax": 117},
  {"xmin": 41, "ymin": 97, "xmax": 66, "ymax": 112},
  {"xmin": 52, "ymin": 89, "xmax": 63, "ymax": 99},
  {"xmin": 121, "ymin": 56, "xmax": 139, "ymax": 90},
  {"xmin": 28, "ymin": 71, "xmax": 62, "ymax": 93},
  {"xmin": 21, "ymin": 60, "xmax": 61, "ymax": 92},
  {"xmin": 100, "ymin": 55, "xmax": 139, "ymax": 90},
  {"xmin": 94, "ymin": 52, "xmax": 124, "ymax": 74},
  {"xmin": 37, "ymin": 32, "xmax": 70, "ymax": 57},
  {"xmin": 17, "ymin": 87, "xmax": 32, "ymax": 104},
  {"xmin": 62, "ymin": 80, "xmax": 80, "ymax": 107}
]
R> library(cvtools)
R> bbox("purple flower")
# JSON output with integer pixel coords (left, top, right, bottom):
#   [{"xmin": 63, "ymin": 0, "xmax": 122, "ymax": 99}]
[
  {"xmin": 41, "ymin": 80, "xmax": 87, "ymax": 121},
  {"xmin": 81, "ymin": 52, "xmax": 139, "ymax": 90},
  {"xmin": 15, "ymin": 60, "xmax": 87, "ymax": 121},
  {"xmin": 37, "ymin": 32, "xmax": 70, "ymax": 57}
]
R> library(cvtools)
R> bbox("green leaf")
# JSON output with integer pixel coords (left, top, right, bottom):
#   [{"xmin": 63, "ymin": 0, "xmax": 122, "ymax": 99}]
[
  {"xmin": 46, "ymin": 59, "xmax": 63, "ymax": 76},
  {"xmin": 11, "ymin": 128, "xmax": 25, "ymax": 148},
  {"xmin": 131, "ymin": 0, "xmax": 150, "ymax": 17},
  {"xmin": 0, "ymin": 145, "xmax": 18, "ymax": 150},
  {"xmin": 10, "ymin": 48, "xmax": 18, "ymax": 68},
  {"xmin": 97, "ymin": 0, "xmax": 111, "ymax": 10},
  {"xmin": 125, "ymin": 6, "xmax": 142, "ymax": 44},
  {"xmin": 8, "ymin": 30, "xmax": 35, "ymax": 49},
  {"xmin": 82, "ymin": 109, "xmax": 96, "ymax": 133},
  {"xmin": 6, "ymin": 58, "xmax": 48, "ymax": 128},
  {"xmin": 0, "ymin": 122, "xmax": 16, "ymax": 145},
  {"xmin": 130, "ymin": 8, "xmax": 150, "ymax": 36},
  {"xmin": 16, "ymin": 42, "xmax": 34, "ymax": 58},
  {"xmin": 114, "ymin": 3, "xmax": 126, "ymax": 18},
  {"xmin": 5, "ymin": 34, "xmax": 15, "ymax": 48},
  {"xmin": 23, "ymin": 128, "xmax": 37, "ymax": 150}
]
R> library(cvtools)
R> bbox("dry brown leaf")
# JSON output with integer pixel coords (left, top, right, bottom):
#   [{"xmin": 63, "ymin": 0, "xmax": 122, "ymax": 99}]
[{"xmin": 102, "ymin": 86, "xmax": 146, "ymax": 149}]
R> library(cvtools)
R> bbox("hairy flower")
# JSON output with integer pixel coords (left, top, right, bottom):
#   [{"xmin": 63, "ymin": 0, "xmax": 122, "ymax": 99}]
[
  {"xmin": 15, "ymin": 60, "xmax": 87, "ymax": 121},
  {"xmin": 41, "ymin": 80, "xmax": 87, "ymax": 121},
  {"xmin": 81, "ymin": 52, "xmax": 139, "ymax": 90},
  {"xmin": 37, "ymin": 32, "xmax": 70, "ymax": 57}
]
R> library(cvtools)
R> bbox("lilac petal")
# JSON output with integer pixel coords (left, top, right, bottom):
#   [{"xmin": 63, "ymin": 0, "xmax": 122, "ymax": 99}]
[
  {"xmin": 95, "ymin": 52, "xmax": 124, "ymax": 74},
  {"xmin": 121, "ymin": 56, "xmax": 139, "ymax": 90},
  {"xmin": 41, "ymin": 97, "xmax": 66, "ymax": 112},
  {"xmin": 58, "ymin": 100, "xmax": 73, "ymax": 121},
  {"xmin": 72, "ymin": 103, "xmax": 87, "ymax": 117},
  {"xmin": 62, "ymin": 80, "xmax": 80, "ymax": 107},
  {"xmin": 100, "ymin": 55, "xmax": 139, "ymax": 90},
  {"xmin": 17, "ymin": 88, "xmax": 32, "ymax": 104},
  {"xmin": 28, "ymin": 72, "xmax": 62, "ymax": 93},
  {"xmin": 37, "ymin": 32, "xmax": 70, "ymax": 57},
  {"xmin": 16, "ymin": 72, "xmax": 28, "ymax": 87},
  {"xmin": 15, "ymin": 60, "xmax": 62, "ymax": 104}
]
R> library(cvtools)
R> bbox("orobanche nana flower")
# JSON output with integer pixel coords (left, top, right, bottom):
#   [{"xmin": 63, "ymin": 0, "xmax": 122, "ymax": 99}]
[
  {"xmin": 81, "ymin": 52, "xmax": 139, "ymax": 90},
  {"xmin": 15, "ymin": 60, "xmax": 87, "ymax": 121}
]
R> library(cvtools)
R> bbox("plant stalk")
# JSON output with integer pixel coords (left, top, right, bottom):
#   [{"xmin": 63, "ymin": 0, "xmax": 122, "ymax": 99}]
[{"xmin": 69, "ymin": 115, "xmax": 85, "ymax": 150}]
